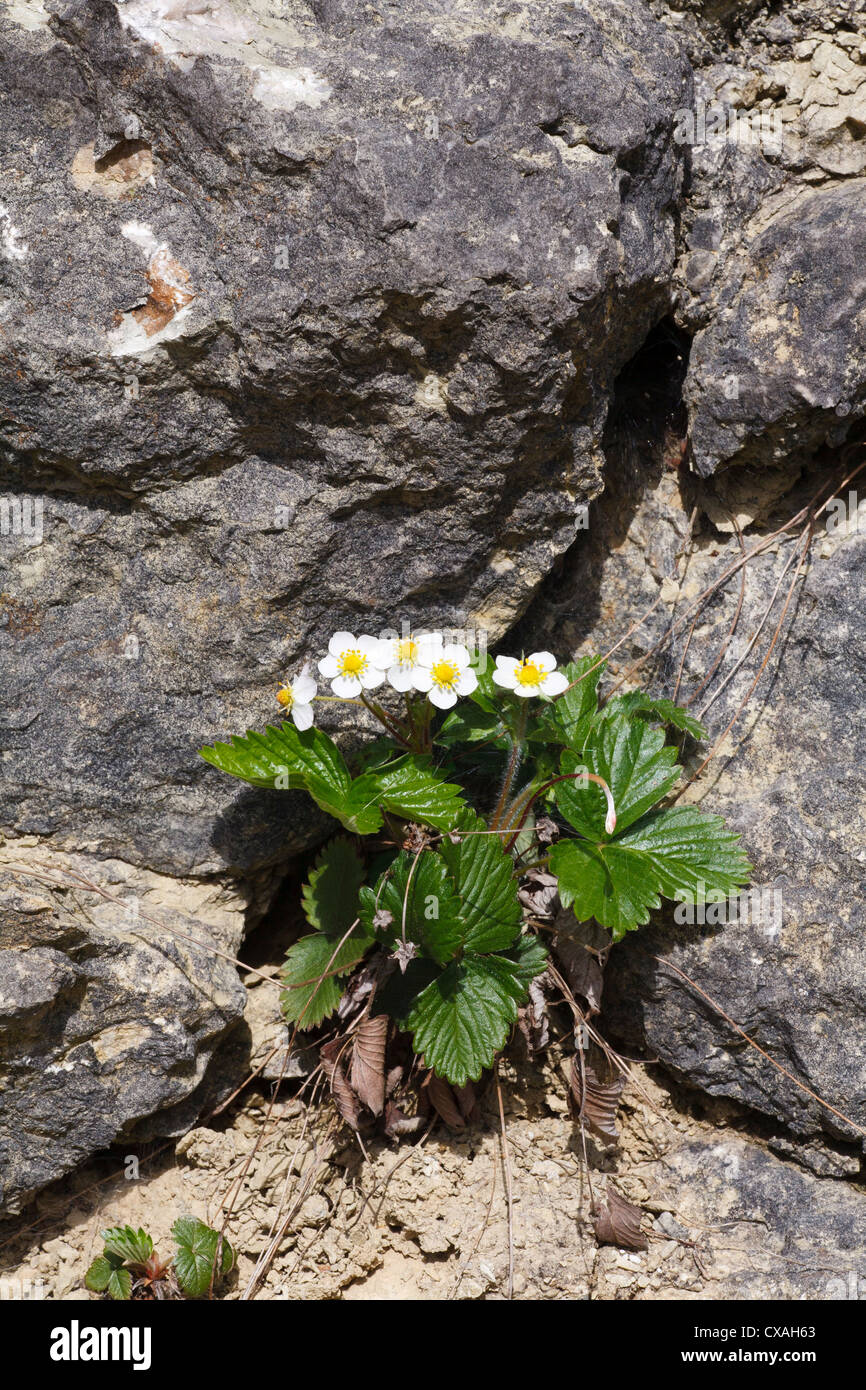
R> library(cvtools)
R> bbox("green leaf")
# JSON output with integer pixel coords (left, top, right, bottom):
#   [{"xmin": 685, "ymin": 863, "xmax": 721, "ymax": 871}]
[
  {"xmin": 101, "ymin": 1226, "xmax": 153, "ymax": 1267},
  {"xmin": 437, "ymin": 704, "xmax": 506, "ymax": 747},
  {"xmin": 466, "ymin": 649, "xmax": 499, "ymax": 713},
  {"xmin": 403, "ymin": 953, "xmax": 528, "ymax": 1086},
  {"xmin": 359, "ymin": 849, "xmax": 464, "ymax": 965},
  {"xmin": 538, "ymin": 656, "xmax": 605, "ymax": 752},
  {"xmin": 556, "ymin": 717, "xmax": 681, "ymax": 838},
  {"xmin": 199, "ymin": 723, "xmax": 350, "ymax": 795},
  {"xmin": 600, "ymin": 692, "xmax": 706, "ymax": 741},
  {"xmin": 304, "ymin": 773, "xmax": 384, "ymax": 835},
  {"xmin": 549, "ymin": 806, "xmax": 751, "ymax": 939},
  {"xmin": 282, "ymin": 841, "xmax": 373, "ymax": 1026},
  {"xmin": 372, "ymin": 755, "xmax": 466, "ymax": 831},
  {"xmin": 107, "ymin": 1267, "xmax": 133, "ymax": 1301},
  {"xmin": 171, "ymin": 1218, "xmax": 234, "ymax": 1299},
  {"xmin": 280, "ymin": 931, "xmax": 370, "ymax": 1026},
  {"xmin": 502, "ymin": 932, "xmax": 549, "ymax": 984},
  {"xmin": 301, "ymin": 838, "xmax": 366, "ymax": 934},
  {"xmin": 85, "ymin": 1254, "xmax": 122, "ymax": 1293},
  {"xmin": 439, "ymin": 809, "xmax": 522, "ymax": 952}
]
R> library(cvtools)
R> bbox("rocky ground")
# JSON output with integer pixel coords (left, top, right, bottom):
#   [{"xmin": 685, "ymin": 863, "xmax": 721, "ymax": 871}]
[{"xmin": 3, "ymin": 1041, "xmax": 864, "ymax": 1302}]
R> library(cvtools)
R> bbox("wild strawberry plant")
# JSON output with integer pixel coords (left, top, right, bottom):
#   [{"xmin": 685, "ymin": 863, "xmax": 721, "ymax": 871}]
[
  {"xmin": 200, "ymin": 633, "xmax": 750, "ymax": 1090},
  {"xmin": 85, "ymin": 1220, "xmax": 234, "ymax": 1300}
]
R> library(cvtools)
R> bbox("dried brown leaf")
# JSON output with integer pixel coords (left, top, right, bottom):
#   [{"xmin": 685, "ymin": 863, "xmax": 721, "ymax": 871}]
[
  {"xmin": 423, "ymin": 1072, "xmax": 465, "ymax": 1128},
  {"xmin": 553, "ymin": 927, "xmax": 605, "ymax": 1015},
  {"xmin": 320, "ymin": 1038, "xmax": 362, "ymax": 1130},
  {"xmin": 384, "ymin": 1101, "xmax": 426, "ymax": 1139},
  {"xmin": 351, "ymin": 1014, "xmax": 388, "ymax": 1116},
  {"xmin": 593, "ymin": 1183, "xmax": 648, "ymax": 1251},
  {"xmin": 569, "ymin": 1058, "xmax": 624, "ymax": 1141}
]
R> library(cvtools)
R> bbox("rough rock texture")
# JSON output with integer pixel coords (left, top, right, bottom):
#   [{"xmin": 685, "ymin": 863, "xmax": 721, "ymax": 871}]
[
  {"xmin": 0, "ymin": 842, "xmax": 249, "ymax": 1214},
  {"xmin": 652, "ymin": 0, "xmax": 866, "ymax": 473},
  {"xmin": 0, "ymin": 0, "xmax": 688, "ymax": 878},
  {"xmin": 516, "ymin": 375, "xmax": 866, "ymax": 1155}
]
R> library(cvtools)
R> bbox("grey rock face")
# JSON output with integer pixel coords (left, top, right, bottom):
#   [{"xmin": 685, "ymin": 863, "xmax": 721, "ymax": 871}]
[
  {"xmin": 0, "ymin": 843, "xmax": 248, "ymax": 1215},
  {"xmin": 685, "ymin": 181, "xmax": 866, "ymax": 476},
  {"xmin": 649, "ymin": 1134, "xmax": 866, "ymax": 1299},
  {"xmin": 0, "ymin": 0, "xmax": 688, "ymax": 877}
]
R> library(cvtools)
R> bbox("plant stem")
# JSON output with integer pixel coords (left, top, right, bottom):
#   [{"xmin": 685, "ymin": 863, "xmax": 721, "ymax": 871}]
[{"xmin": 490, "ymin": 702, "xmax": 529, "ymax": 831}]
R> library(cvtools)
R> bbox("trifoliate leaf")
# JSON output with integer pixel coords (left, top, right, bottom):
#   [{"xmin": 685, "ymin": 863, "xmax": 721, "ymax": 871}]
[
  {"xmin": 101, "ymin": 1226, "xmax": 153, "ymax": 1267},
  {"xmin": 439, "ymin": 809, "xmax": 522, "ymax": 952},
  {"xmin": 199, "ymin": 723, "xmax": 351, "ymax": 795},
  {"xmin": 549, "ymin": 805, "xmax": 751, "ymax": 939},
  {"xmin": 371, "ymin": 755, "xmax": 466, "ymax": 831},
  {"xmin": 403, "ymin": 953, "xmax": 528, "ymax": 1086},
  {"xmin": 359, "ymin": 849, "xmax": 464, "ymax": 965},
  {"xmin": 171, "ymin": 1218, "xmax": 234, "ymax": 1299},
  {"xmin": 600, "ymin": 691, "xmax": 706, "ymax": 741},
  {"xmin": 85, "ymin": 1254, "xmax": 123, "ymax": 1293},
  {"xmin": 556, "ymin": 716, "xmax": 681, "ymax": 839}
]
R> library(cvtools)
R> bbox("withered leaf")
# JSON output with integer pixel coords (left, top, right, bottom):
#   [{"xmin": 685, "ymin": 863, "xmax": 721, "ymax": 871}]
[
  {"xmin": 384, "ymin": 1101, "xmax": 426, "ymax": 1139},
  {"xmin": 320, "ymin": 1038, "xmax": 362, "ymax": 1130},
  {"xmin": 423, "ymin": 1072, "xmax": 465, "ymax": 1128},
  {"xmin": 552, "ymin": 926, "xmax": 605, "ymax": 1015},
  {"xmin": 593, "ymin": 1183, "xmax": 648, "ymax": 1252},
  {"xmin": 350, "ymin": 1014, "xmax": 388, "ymax": 1116},
  {"xmin": 568, "ymin": 1058, "xmax": 624, "ymax": 1141}
]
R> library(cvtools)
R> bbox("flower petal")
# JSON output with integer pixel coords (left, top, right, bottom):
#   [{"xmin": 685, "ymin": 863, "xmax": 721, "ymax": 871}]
[
  {"xmin": 293, "ymin": 675, "xmax": 317, "ymax": 703},
  {"xmin": 527, "ymin": 651, "xmax": 557, "ymax": 672},
  {"xmin": 292, "ymin": 702, "xmax": 314, "ymax": 731},
  {"xmin": 328, "ymin": 630, "xmax": 356, "ymax": 656},
  {"xmin": 540, "ymin": 670, "xmax": 568, "ymax": 696},
  {"xmin": 455, "ymin": 669, "xmax": 478, "ymax": 696},
  {"xmin": 513, "ymin": 683, "xmax": 539, "ymax": 698},
  {"xmin": 357, "ymin": 634, "xmax": 381, "ymax": 659},
  {"xmin": 412, "ymin": 668, "xmax": 434, "ymax": 692},
  {"xmin": 441, "ymin": 642, "xmax": 471, "ymax": 669},
  {"xmin": 332, "ymin": 674, "xmax": 361, "ymax": 698},
  {"xmin": 318, "ymin": 655, "xmax": 339, "ymax": 678},
  {"xmin": 374, "ymin": 638, "xmax": 397, "ymax": 668},
  {"xmin": 359, "ymin": 666, "xmax": 385, "ymax": 690},
  {"xmin": 492, "ymin": 667, "xmax": 517, "ymax": 689},
  {"xmin": 428, "ymin": 686, "xmax": 457, "ymax": 709},
  {"xmin": 415, "ymin": 635, "xmax": 444, "ymax": 667},
  {"xmin": 494, "ymin": 655, "xmax": 520, "ymax": 674},
  {"xmin": 387, "ymin": 664, "xmax": 415, "ymax": 692}
]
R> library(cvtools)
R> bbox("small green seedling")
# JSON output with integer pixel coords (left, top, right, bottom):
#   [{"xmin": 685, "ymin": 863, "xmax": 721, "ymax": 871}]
[{"xmin": 85, "ymin": 1220, "xmax": 234, "ymax": 1300}]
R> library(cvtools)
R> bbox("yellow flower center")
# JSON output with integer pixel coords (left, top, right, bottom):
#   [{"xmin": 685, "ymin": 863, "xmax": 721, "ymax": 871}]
[
  {"xmin": 338, "ymin": 648, "xmax": 368, "ymax": 677},
  {"xmin": 395, "ymin": 638, "xmax": 418, "ymax": 666},
  {"xmin": 430, "ymin": 658, "xmax": 459, "ymax": 690},
  {"xmin": 515, "ymin": 659, "xmax": 544, "ymax": 687},
  {"xmin": 276, "ymin": 684, "xmax": 294, "ymax": 708}
]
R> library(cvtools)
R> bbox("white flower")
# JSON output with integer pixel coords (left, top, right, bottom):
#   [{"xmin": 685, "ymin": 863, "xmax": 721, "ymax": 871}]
[
  {"xmin": 318, "ymin": 631, "xmax": 386, "ymax": 698},
  {"xmin": 375, "ymin": 631, "xmax": 436, "ymax": 693},
  {"xmin": 492, "ymin": 651, "xmax": 569, "ymax": 699},
  {"xmin": 276, "ymin": 667, "xmax": 317, "ymax": 730},
  {"xmin": 412, "ymin": 635, "xmax": 478, "ymax": 710}
]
